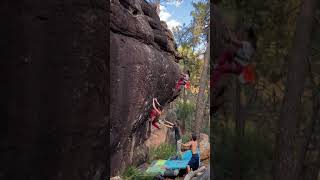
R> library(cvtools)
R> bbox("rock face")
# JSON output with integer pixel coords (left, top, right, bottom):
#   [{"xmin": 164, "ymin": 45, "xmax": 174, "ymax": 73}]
[
  {"xmin": 198, "ymin": 134, "xmax": 210, "ymax": 161},
  {"xmin": 145, "ymin": 126, "xmax": 169, "ymax": 148},
  {"xmin": 110, "ymin": 0, "xmax": 181, "ymax": 176},
  {"xmin": 0, "ymin": 0, "xmax": 107, "ymax": 180}
]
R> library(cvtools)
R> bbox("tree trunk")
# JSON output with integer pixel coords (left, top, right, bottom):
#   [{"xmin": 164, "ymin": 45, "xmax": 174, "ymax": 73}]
[
  {"xmin": 232, "ymin": 78, "xmax": 245, "ymax": 180},
  {"xmin": 299, "ymin": 59, "xmax": 320, "ymax": 180},
  {"xmin": 274, "ymin": 0, "xmax": 318, "ymax": 179},
  {"xmin": 194, "ymin": 32, "xmax": 210, "ymax": 136}
]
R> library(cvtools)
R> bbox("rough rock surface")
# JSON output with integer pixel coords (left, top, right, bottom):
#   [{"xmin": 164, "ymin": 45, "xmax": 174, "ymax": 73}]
[
  {"xmin": 0, "ymin": 0, "xmax": 107, "ymax": 179},
  {"xmin": 145, "ymin": 125, "xmax": 169, "ymax": 148},
  {"xmin": 198, "ymin": 134, "xmax": 210, "ymax": 161},
  {"xmin": 110, "ymin": 0, "xmax": 181, "ymax": 176}
]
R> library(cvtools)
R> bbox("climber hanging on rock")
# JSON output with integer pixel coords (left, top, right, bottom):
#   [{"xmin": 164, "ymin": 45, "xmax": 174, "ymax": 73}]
[
  {"xmin": 149, "ymin": 98, "xmax": 162, "ymax": 130},
  {"xmin": 211, "ymin": 27, "xmax": 257, "ymax": 114},
  {"xmin": 148, "ymin": 98, "xmax": 175, "ymax": 131},
  {"xmin": 211, "ymin": 27, "xmax": 256, "ymax": 88},
  {"xmin": 175, "ymin": 70, "xmax": 191, "ymax": 91},
  {"xmin": 170, "ymin": 70, "xmax": 191, "ymax": 102}
]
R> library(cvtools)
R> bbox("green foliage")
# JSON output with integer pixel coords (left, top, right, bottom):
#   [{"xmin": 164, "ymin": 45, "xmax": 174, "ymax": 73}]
[
  {"xmin": 178, "ymin": 45, "xmax": 203, "ymax": 87},
  {"xmin": 148, "ymin": 143, "xmax": 176, "ymax": 163},
  {"xmin": 122, "ymin": 143, "xmax": 176, "ymax": 179},
  {"xmin": 175, "ymin": 101, "xmax": 196, "ymax": 131},
  {"xmin": 190, "ymin": 0, "xmax": 209, "ymax": 46},
  {"xmin": 212, "ymin": 121, "xmax": 273, "ymax": 180},
  {"xmin": 181, "ymin": 134, "xmax": 190, "ymax": 143},
  {"xmin": 122, "ymin": 166, "xmax": 154, "ymax": 180}
]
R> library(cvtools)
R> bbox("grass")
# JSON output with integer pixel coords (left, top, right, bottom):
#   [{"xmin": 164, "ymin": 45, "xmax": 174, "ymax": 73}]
[
  {"xmin": 121, "ymin": 166, "xmax": 154, "ymax": 180},
  {"xmin": 148, "ymin": 143, "xmax": 176, "ymax": 163},
  {"xmin": 122, "ymin": 143, "xmax": 177, "ymax": 180},
  {"xmin": 182, "ymin": 134, "xmax": 190, "ymax": 143}
]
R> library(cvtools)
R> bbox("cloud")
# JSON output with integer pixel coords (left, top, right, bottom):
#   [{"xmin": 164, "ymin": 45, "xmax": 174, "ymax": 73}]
[
  {"xmin": 166, "ymin": 19, "xmax": 182, "ymax": 30},
  {"xmin": 159, "ymin": 5, "xmax": 171, "ymax": 21},
  {"xmin": 159, "ymin": 5, "xmax": 181, "ymax": 31},
  {"xmin": 165, "ymin": 0, "xmax": 183, "ymax": 7}
]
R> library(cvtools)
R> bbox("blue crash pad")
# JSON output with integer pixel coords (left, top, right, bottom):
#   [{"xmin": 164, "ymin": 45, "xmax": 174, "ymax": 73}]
[
  {"xmin": 181, "ymin": 150, "xmax": 192, "ymax": 160},
  {"xmin": 181, "ymin": 149, "xmax": 201, "ymax": 161},
  {"xmin": 164, "ymin": 160, "xmax": 189, "ymax": 169}
]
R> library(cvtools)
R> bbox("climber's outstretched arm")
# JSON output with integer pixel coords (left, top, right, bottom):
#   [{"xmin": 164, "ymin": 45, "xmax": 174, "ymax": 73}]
[
  {"xmin": 164, "ymin": 120, "xmax": 174, "ymax": 126},
  {"xmin": 163, "ymin": 123, "xmax": 173, "ymax": 129}
]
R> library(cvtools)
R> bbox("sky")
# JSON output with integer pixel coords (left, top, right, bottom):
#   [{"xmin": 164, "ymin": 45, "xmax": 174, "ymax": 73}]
[
  {"xmin": 159, "ymin": 0, "xmax": 195, "ymax": 31},
  {"xmin": 159, "ymin": 0, "xmax": 207, "ymax": 53}
]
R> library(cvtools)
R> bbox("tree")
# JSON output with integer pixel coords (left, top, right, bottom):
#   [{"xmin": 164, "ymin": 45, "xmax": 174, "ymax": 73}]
[
  {"xmin": 189, "ymin": 0, "xmax": 210, "ymax": 136},
  {"xmin": 194, "ymin": 31, "xmax": 210, "ymax": 135},
  {"xmin": 274, "ymin": 0, "xmax": 318, "ymax": 180}
]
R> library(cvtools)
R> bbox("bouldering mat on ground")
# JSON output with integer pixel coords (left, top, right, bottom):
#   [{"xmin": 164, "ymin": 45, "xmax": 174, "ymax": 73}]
[
  {"xmin": 146, "ymin": 160, "xmax": 167, "ymax": 175},
  {"xmin": 146, "ymin": 149, "xmax": 201, "ymax": 174},
  {"xmin": 181, "ymin": 149, "xmax": 201, "ymax": 160},
  {"xmin": 164, "ymin": 160, "xmax": 189, "ymax": 169},
  {"xmin": 146, "ymin": 159, "xmax": 188, "ymax": 174},
  {"xmin": 181, "ymin": 150, "xmax": 192, "ymax": 160}
]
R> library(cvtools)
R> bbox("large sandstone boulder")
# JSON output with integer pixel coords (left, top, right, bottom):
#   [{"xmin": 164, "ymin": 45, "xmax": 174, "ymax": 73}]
[
  {"xmin": 199, "ymin": 134, "xmax": 210, "ymax": 161},
  {"xmin": 110, "ymin": 0, "xmax": 182, "ymax": 176},
  {"xmin": 145, "ymin": 126, "xmax": 169, "ymax": 148}
]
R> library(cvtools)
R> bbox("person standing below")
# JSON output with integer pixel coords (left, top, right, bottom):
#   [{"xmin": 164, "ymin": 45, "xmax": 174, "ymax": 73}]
[
  {"xmin": 172, "ymin": 123, "xmax": 182, "ymax": 154},
  {"xmin": 180, "ymin": 133, "xmax": 199, "ymax": 173}
]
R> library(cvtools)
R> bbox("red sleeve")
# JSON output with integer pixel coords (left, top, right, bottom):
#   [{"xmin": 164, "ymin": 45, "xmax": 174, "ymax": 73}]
[{"xmin": 152, "ymin": 121, "xmax": 160, "ymax": 129}]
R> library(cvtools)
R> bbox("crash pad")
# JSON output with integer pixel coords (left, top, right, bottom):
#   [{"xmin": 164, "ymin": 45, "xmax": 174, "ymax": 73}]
[
  {"xmin": 164, "ymin": 160, "xmax": 189, "ymax": 169},
  {"xmin": 145, "ymin": 149, "xmax": 201, "ymax": 175},
  {"xmin": 181, "ymin": 150, "xmax": 192, "ymax": 160},
  {"xmin": 146, "ymin": 160, "xmax": 167, "ymax": 174}
]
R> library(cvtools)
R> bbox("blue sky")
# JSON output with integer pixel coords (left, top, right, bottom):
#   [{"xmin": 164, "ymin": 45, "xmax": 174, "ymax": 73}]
[
  {"xmin": 159, "ymin": 0, "xmax": 196, "ymax": 31},
  {"xmin": 159, "ymin": 0, "xmax": 207, "ymax": 53}
]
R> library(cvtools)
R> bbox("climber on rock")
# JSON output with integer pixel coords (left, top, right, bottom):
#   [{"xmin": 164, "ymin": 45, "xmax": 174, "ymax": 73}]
[
  {"xmin": 211, "ymin": 28, "xmax": 256, "ymax": 87},
  {"xmin": 169, "ymin": 70, "xmax": 191, "ymax": 103},
  {"xmin": 149, "ymin": 98, "xmax": 162, "ymax": 130},
  {"xmin": 175, "ymin": 70, "xmax": 191, "ymax": 91},
  {"xmin": 210, "ymin": 28, "xmax": 256, "ymax": 115}
]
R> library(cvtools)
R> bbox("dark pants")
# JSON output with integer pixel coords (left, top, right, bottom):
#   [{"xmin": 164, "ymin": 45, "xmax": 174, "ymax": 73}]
[{"xmin": 188, "ymin": 154, "xmax": 199, "ymax": 171}]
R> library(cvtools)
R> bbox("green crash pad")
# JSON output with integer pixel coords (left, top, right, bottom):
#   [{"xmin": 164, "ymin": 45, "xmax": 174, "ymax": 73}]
[
  {"xmin": 146, "ymin": 150, "xmax": 201, "ymax": 174},
  {"xmin": 145, "ymin": 160, "xmax": 167, "ymax": 175}
]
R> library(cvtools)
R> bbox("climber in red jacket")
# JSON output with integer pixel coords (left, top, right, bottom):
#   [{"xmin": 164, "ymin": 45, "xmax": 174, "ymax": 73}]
[
  {"xmin": 210, "ymin": 28, "xmax": 256, "ymax": 115},
  {"xmin": 149, "ymin": 98, "xmax": 162, "ymax": 129},
  {"xmin": 211, "ymin": 28, "xmax": 256, "ymax": 88},
  {"xmin": 175, "ymin": 70, "xmax": 191, "ymax": 91}
]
